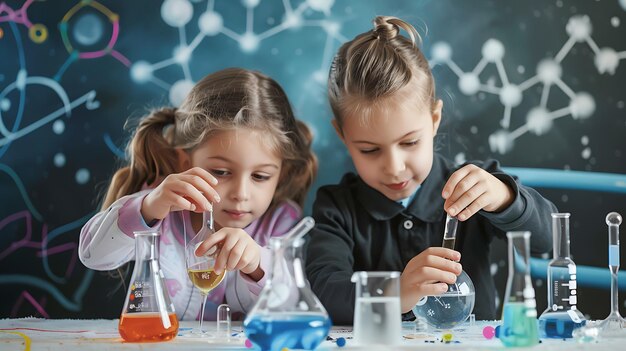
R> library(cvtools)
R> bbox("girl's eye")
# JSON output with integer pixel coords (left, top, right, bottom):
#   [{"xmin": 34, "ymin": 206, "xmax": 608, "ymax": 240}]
[
  {"xmin": 402, "ymin": 140, "xmax": 419, "ymax": 147},
  {"xmin": 210, "ymin": 169, "xmax": 229, "ymax": 177},
  {"xmin": 360, "ymin": 148, "xmax": 379, "ymax": 154},
  {"xmin": 252, "ymin": 173, "xmax": 271, "ymax": 181}
]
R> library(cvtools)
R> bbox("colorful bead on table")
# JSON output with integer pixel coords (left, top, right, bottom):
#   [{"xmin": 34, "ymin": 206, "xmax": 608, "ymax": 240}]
[
  {"xmin": 483, "ymin": 326, "xmax": 496, "ymax": 339},
  {"xmin": 336, "ymin": 337, "xmax": 346, "ymax": 347}
]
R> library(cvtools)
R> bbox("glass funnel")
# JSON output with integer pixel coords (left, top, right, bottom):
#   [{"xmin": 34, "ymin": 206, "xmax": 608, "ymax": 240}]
[
  {"xmin": 539, "ymin": 213, "xmax": 586, "ymax": 338},
  {"xmin": 500, "ymin": 231, "xmax": 539, "ymax": 347},
  {"xmin": 412, "ymin": 215, "xmax": 475, "ymax": 329},
  {"xmin": 244, "ymin": 217, "xmax": 331, "ymax": 351},
  {"xmin": 118, "ymin": 230, "xmax": 179, "ymax": 342}
]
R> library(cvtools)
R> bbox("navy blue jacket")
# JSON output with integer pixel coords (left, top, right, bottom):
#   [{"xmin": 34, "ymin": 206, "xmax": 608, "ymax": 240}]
[{"xmin": 305, "ymin": 154, "xmax": 556, "ymax": 325}]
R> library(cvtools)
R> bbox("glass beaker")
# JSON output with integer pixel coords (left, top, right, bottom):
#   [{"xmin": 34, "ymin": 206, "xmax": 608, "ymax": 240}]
[
  {"xmin": 244, "ymin": 217, "xmax": 331, "ymax": 351},
  {"xmin": 539, "ymin": 213, "xmax": 586, "ymax": 338},
  {"xmin": 500, "ymin": 231, "xmax": 539, "ymax": 347},
  {"xmin": 118, "ymin": 230, "xmax": 179, "ymax": 342},
  {"xmin": 351, "ymin": 271, "xmax": 402, "ymax": 346},
  {"xmin": 413, "ymin": 215, "xmax": 475, "ymax": 329}
]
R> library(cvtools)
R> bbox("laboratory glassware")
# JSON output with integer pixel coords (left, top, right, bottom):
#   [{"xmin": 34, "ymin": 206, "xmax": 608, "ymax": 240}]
[
  {"xmin": 118, "ymin": 230, "xmax": 179, "ymax": 342},
  {"xmin": 597, "ymin": 212, "xmax": 626, "ymax": 337},
  {"xmin": 352, "ymin": 271, "xmax": 402, "ymax": 345},
  {"xmin": 185, "ymin": 209, "xmax": 225, "ymax": 335},
  {"xmin": 539, "ymin": 213, "xmax": 586, "ymax": 338},
  {"xmin": 500, "ymin": 231, "xmax": 539, "ymax": 347},
  {"xmin": 244, "ymin": 217, "xmax": 331, "ymax": 351},
  {"xmin": 412, "ymin": 215, "xmax": 475, "ymax": 329}
]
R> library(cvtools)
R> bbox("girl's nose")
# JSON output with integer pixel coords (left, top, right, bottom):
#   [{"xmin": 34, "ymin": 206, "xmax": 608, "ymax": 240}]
[
  {"xmin": 383, "ymin": 150, "xmax": 405, "ymax": 175},
  {"xmin": 231, "ymin": 177, "xmax": 250, "ymax": 201}
]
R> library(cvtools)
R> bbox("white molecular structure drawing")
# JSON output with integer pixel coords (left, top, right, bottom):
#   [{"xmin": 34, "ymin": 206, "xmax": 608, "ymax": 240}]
[
  {"xmin": 430, "ymin": 15, "xmax": 626, "ymax": 155},
  {"xmin": 130, "ymin": 0, "xmax": 346, "ymax": 106}
]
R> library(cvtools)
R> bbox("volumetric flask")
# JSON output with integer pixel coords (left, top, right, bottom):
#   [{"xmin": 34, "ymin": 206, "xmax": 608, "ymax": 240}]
[
  {"xmin": 597, "ymin": 212, "xmax": 626, "ymax": 337},
  {"xmin": 413, "ymin": 215, "xmax": 475, "ymax": 329},
  {"xmin": 118, "ymin": 230, "xmax": 179, "ymax": 342},
  {"xmin": 351, "ymin": 271, "xmax": 402, "ymax": 346},
  {"xmin": 500, "ymin": 231, "xmax": 539, "ymax": 347},
  {"xmin": 244, "ymin": 217, "xmax": 331, "ymax": 351},
  {"xmin": 539, "ymin": 213, "xmax": 586, "ymax": 338}
]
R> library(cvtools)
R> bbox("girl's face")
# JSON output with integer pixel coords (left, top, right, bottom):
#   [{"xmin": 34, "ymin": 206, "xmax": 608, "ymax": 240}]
[
  {"xmin": 189, "ymin": 129, "xmax": 282, "ymax": 229},
  {"xmin": 337, "ymin": 97, "xmax": 442, "ymax": 201}
]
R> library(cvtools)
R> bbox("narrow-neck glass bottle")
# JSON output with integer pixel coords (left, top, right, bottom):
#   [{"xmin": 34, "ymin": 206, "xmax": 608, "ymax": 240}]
[
  {"xmin": 539, "ymin": 213, "xmax": 586, "ymax": 338},
  {"xmin": 501, "ymin": 231, "xmax": 539, "ymax": 347}
]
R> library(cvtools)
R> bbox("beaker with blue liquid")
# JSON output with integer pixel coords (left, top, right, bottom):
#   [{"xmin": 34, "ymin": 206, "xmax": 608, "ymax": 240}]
[
  {"xmin": 244, "ymin": 217, "xmax": 331, "ymax": 351},
  {"xmin": 538, "ymin": 213, "xmax": 586, "ymax": 338},
  {"xmin": 501, "ymin": 231, "xmax": 539, "ymax": 347}
]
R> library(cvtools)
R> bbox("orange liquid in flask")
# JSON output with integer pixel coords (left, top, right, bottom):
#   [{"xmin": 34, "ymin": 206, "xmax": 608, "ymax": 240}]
[{"xmin": 119, "ymin": 312, "xmax": 179, "ymax": 342}]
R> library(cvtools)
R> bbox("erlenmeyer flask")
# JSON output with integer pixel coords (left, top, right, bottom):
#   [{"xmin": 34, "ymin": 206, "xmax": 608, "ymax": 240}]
[
  {"xmin": 351, "ymin": 271, "xmax": 402, "ymax": 346},
  {"xmin": 244, "ymin": 217, "xmax": 331, "ymax": 351},
  {"xmin": 118, "ymin": 230, "xmax": 179, "ymax": 342},
  {"xmin": 539, "ymin": 213, "xmax": 586, "ymax": 338},
  {"xmin": 501, "ymin": 231, "xmax": 539, "ymax": 347}
]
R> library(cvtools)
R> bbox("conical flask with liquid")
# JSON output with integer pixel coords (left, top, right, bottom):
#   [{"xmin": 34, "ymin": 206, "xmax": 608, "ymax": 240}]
[
  {"xmin": 244, "ymin": 217, "xmax": 331, "ymax": 351},
  {"xmin": 118, "ymin": 230, "xmax": 179, "ymax": 342},
  {"xmin": 539, "ymin": 213, "xmax": 586, "ymax": 338},
  {"xmin": 501, "ymin": 231, "xmax": 539, "ymax": 347}
]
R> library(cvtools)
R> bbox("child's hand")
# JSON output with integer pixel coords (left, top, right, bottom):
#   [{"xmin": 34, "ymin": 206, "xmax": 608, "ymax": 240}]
[
  {"xmin": 195, "ymin": 228, "xmax": 263, "ymax": 281},
  {"xmin": 141, "ymin": 167, "xmax": 220, "ymax": 223},
  {"xmin": 442, "ymin": 164, "xmax": 514, "ymax": 221},
  {"xmin": 400, "ymin": 247, "xmax": 462, "ymax": 313}
]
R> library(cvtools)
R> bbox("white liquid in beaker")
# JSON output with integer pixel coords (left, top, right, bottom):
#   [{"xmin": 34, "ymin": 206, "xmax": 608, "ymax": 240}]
[{"xmin": 354, "ymin": 296, "xmax": 401, "ymax": 345}]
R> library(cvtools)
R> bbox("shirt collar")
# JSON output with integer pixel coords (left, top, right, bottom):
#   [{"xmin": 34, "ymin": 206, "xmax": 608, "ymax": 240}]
[
  {"xmin": 356, "ymin": 154, "xmax": 447, "ymax": 222},
  {"xmin": 397, "ymin": 186, "xmax": 420, "ymax": 208}
]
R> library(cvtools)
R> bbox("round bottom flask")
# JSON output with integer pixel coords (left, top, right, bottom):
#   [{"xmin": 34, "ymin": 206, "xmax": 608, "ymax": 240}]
[{"xmin": 412, "ymin": 270, "xmax": 475, "ymax": 330}]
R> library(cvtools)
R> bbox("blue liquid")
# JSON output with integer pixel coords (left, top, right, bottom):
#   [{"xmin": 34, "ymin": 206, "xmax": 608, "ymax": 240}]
[
  {"xmin": 539, "ymin": 311, "xmax": 586, "ymax": 338},
  {"xmin": 500, "ymin": 302, "xmax": 539, "ymax": 347},
  {"xmin": 244, "ymin": 314, "xmax": 331, "ymax": 351}
]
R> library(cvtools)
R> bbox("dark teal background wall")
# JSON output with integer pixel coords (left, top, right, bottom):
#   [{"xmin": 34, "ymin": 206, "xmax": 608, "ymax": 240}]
[{"xmin": 1, "ymin": 0, "xmax": 625, "ymax": 319}]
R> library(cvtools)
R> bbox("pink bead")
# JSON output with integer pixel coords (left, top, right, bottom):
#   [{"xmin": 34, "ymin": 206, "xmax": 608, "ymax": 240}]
[
  {"xmin": 245, "ymin": 339, "xmax": 253, "ymax": 348},
  {"xmin": 483, "ymin": 326, "xmax": 495, "ymax": 339}
]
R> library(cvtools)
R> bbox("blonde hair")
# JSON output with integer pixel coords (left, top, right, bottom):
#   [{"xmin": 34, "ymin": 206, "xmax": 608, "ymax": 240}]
[
  {"xmin": 328, "ymin": 16, "xmax": 436, "ymax": 128},
  {"xmin": 102, "ymin": 68, "xmax": 317, "ymax": 211}
]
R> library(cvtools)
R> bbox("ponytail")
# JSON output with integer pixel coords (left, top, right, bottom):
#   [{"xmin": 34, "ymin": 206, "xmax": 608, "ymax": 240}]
[{"xmin": 100, "ymin": 108, "xmax": 179, "ymax": 210}]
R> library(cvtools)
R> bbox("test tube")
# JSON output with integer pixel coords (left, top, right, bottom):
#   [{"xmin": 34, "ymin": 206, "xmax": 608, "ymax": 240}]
[
  {"xmin": 216, "ymin": 303, "xmax": 231, "ymax": 340},
  {"xmin": 442, "ymin": 214, "xmax": 459, "ymax": 250}
]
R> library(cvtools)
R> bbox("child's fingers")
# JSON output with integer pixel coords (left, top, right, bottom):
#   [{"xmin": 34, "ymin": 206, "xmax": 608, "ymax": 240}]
[
  {"xmin": 422, "ymin": 247, "xmax": 462, "ymax": 262},
  {"xmin": 420, "ymin": 283, "xmax": 450, "ymax": 296},
  {"xmin": 442, "ymin": 165, "xmax": 472, "ymax": 199},
  {"xmin": 446, "ymin": 183, "xmax": 487, "ymax": 218},
  {"xmin": 186, "ymin": 167, "xmax": 219, "ymax": 186},
  {"xmin": 405, "ymin": 266, "xmax": 458, "ymax": 286},
  {"xmin": 195, "ymin": 231, "xmax": 226, "ymax": 256},
  {"xmin": 225, "ymin": 241, "xmax": 246, "ymax": 271},
  {"xmin": 165, "ymin": 191, "xmax": 196, "ymax": 212},
  {"xmin": 456, "ymin": 193, "xmax": 490, "ymax": 221},
  {"xmin": 178, "ymin": 175, "xmax": 220, "ymax": 208},
  {"xmin": 168, "ymin": 180, "xmax": 209, "ymax": 211},
  {"xmin": 213, "ymin": 234, "xmax": 240, "ymax": 274},
  {"xmin": 444, "ymin": 172, "xmax": 481, "ymax": 208}
]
